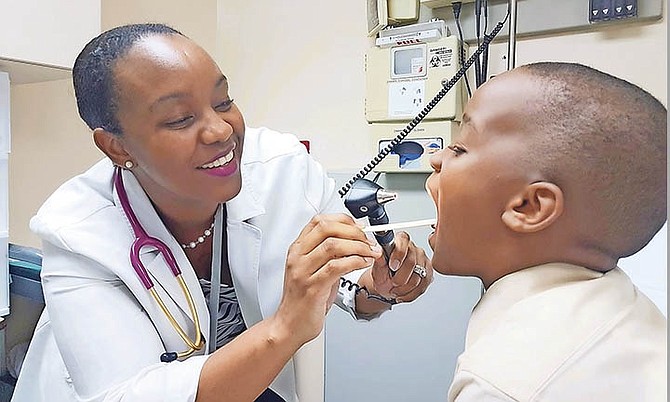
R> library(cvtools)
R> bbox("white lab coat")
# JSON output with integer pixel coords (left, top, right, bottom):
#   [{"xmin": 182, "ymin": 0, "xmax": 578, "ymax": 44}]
[{"xmin": 12, "ymin": 127, "xmax": 362, "ymax": 402}]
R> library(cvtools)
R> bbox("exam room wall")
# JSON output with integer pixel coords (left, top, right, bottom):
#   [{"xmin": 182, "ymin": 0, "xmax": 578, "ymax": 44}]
[
  {"xmin": 217, "ymin": 1, "xmax": 667, "ymax": 401},
  {"xmin": 101, "ymin": 0, "xmax": 218, "ymax": 59}
]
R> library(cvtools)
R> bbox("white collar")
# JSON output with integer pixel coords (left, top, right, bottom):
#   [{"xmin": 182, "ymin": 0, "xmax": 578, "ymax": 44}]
[{"xmin": 226, "ymin": 161, "xmax": 265, "ymax": 223}]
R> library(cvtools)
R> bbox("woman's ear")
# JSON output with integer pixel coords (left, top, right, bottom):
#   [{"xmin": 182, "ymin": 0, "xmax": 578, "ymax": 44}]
[
  {"xmin": 501, "ymin": 182, "xmax": 564, "ymax": 233},
  {"xmin": 93, "ymin": 128, "xmax": 131, "ymax": 167}
]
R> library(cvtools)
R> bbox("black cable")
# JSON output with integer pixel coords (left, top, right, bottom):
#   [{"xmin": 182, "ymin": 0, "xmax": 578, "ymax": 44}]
[
  {"xmin": 481, "ymin": 0, "xmax": 490, "ymax": 85},
  {"xmin": 340, "ymin": 278, "xmax": 398, "ymax": 305},
  {"xmin": 474, "ymin": 0, "xmax": 483, "ymax": 87},
  {"xmin": 452, "ymin": 2, "xmax": 472, "ymax": 98},
  {"xmin": 372, "ymin": 172, "xmax": 383, "ymax": 183}
]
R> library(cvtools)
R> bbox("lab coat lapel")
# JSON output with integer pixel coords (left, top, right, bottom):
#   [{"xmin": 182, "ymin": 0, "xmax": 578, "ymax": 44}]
[
  {"xmin": 113, "ymin": 169, "xmax": 211, "ymax": 349},
  {"xmin": 226, "ymin": 163, "xmax": 266, "ymax": 326}
]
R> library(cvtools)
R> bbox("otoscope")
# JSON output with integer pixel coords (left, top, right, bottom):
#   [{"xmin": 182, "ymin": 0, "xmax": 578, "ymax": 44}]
[{"xmin": 344, "ymin": 178, "xmax": 398, "ymax": 262}]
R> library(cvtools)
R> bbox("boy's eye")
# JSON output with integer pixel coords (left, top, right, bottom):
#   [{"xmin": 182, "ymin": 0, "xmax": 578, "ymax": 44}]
[{"xmin": 447, "ymin": 144, "xmax": 467, "ymax": 156}]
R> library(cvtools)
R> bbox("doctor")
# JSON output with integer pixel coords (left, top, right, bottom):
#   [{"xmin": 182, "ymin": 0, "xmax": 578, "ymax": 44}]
[{"xmin": 13, "ymin": 23, "xmax": 433, "ymax": 402}]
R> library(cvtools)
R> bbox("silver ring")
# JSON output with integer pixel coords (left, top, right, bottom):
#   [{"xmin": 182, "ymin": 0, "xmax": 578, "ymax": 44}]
[{"xmin": 412, "ymin": 264, "xmax": 427, "ymax": 279}]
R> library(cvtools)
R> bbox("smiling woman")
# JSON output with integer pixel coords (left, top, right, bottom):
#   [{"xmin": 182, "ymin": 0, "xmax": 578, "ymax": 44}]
[
  {"xmin": 11, "ymin": 23, "xmax": 434, "ymax": 402},
  {"xmin": 92, "ymin": 33, "xmax": 246, "ymax": 221}
]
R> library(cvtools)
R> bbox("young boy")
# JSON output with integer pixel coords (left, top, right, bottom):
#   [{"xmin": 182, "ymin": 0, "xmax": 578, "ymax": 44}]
[{"xmin": 425, "ymin": 62, "xmax": 667, "ymax": 401}]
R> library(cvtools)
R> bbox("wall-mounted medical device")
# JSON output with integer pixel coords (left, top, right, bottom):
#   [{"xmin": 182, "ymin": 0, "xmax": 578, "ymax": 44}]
[
  {"xmin": 365, "ymin": 34, "xmax": 464, "ymax": 124},
  {"xmin": 371, "ymin": 120, "xmax": 459, "ymax": 172},
  {"xmin": 365, "ymin": 23, "xmax": 465, "ymax": 173}
]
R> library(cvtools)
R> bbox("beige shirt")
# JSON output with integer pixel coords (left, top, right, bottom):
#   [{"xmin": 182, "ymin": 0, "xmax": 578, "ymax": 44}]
[{"xmin": 448, "ymin": 263, "xmax": 667, "ymax": 402}]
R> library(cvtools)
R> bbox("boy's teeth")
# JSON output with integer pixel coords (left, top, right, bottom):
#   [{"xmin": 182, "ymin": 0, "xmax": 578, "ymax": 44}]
[{"xmin": 201, "ymin": 150, "xmax": 234, "ymax": 169}]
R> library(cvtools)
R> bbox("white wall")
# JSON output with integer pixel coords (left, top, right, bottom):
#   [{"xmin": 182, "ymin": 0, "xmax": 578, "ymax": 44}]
[
  {"xmin": 9, "ymin": 79, "xmax": 103, "ymax": 248},
  {"xmin": 217, "ymin": 0, "xmax": 374, "ymax": 173},
  {"xmin": 102, "ymin": 0, "xmax": 218, "ymax": 57},
  {"xmin": 620, "ymin": 223, "xmax": 667, "ymax": 316}
]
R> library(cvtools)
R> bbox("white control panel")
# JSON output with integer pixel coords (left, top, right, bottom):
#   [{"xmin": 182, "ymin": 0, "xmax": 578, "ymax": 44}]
[{"xmin": 365, "ymin": 35, "xmax": 464, "ymax": 123}]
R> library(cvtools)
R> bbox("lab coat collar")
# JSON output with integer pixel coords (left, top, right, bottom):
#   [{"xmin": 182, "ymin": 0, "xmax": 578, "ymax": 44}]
[
  {"xmin": 226, "ymin": 153, "xmax": 266, "ymax": 223},
  {"xmin": 113, "ymin": 168, "xmax": 211, "ymax": 350}
]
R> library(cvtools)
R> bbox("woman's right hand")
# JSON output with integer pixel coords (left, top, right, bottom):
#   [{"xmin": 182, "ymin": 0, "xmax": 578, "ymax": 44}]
[{"xmin": 273, "ymin": 214, "xmax": 382, "ymax": 344}]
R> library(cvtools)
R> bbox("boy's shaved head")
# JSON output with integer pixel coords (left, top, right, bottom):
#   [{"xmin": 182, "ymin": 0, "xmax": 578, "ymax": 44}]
[{"xmin": 516, "ymin": 62, "xmax": 666, "ymax": 257}]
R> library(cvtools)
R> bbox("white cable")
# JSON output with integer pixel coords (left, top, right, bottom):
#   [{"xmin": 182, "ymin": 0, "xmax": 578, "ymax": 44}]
[{"xmin": 361, "ymin": 218, "xmax": 436, "ymax": 233}]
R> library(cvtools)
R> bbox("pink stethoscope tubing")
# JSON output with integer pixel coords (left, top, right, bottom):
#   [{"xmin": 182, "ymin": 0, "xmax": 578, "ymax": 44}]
[{"xmin": 113, "ymin": 167, "xmax": 204, "ymax": 360}]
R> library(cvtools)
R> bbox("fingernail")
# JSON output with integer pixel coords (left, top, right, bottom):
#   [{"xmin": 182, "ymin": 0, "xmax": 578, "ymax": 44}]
[
  {"xmin": 370, "ymin": 244, "xmax": 382, "ymax": 254},
  {"xmin": 389, "ymin": 260, "xmax": 400, "ymax": 272}
]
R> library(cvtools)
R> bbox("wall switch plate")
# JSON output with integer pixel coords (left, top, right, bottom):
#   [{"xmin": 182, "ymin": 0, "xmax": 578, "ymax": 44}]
[
  {"xmin": 591, "ymin": 0, "xmax": 637, "ymax": 22},
  {"xmin": 426, "ymin": 0, "xmax": 660, "ymax": 42},
  {"xmin": 590, "ymin": 0, "xmax": 613, "ymax": 22},
  {"xmin": 615, "ymin": 0, "xmax": 638, "ymax": 18}
]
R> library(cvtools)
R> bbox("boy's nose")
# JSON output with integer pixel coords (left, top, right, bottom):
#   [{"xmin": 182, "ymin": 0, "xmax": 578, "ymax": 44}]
[
  {"xmin": 425, "ymin": 171, "xmax": 438, "ymax": 204},
  {"xmin": 429, "ymin": 150, "xmax": 443, "ymax": 172}
]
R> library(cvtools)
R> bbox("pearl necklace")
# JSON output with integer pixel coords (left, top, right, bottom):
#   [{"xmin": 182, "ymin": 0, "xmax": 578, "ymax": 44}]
[{"xmin": 181, "ymin": 221, "xmax": 215, "ymax": 249}]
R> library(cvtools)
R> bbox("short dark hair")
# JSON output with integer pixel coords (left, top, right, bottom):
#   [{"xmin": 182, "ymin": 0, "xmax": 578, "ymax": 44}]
[
  {"xmin": 72, "ymin": 23, "xmax": 184, "ymax": 135},
  {"xmin": 518, "ymin": 62, "xmax": 667, "ymax": 256}
]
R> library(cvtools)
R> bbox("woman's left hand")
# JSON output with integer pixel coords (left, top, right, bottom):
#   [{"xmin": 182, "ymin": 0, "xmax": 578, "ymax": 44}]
[{"xmin": 356, "ymin": 231, "xmax": 433, "ymax": 314}]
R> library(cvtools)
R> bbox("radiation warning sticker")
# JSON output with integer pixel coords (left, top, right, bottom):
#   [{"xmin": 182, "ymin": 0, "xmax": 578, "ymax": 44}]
[{"xmin": 428, "ymin": 47, "xmax": 453, "ymax": 68}]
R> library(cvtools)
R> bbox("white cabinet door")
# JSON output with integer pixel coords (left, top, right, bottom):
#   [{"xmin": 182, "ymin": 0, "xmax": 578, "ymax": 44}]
[
  {"xmin": 0, "ymin": 0, "xmax": 101, "ymax": 68},
  {"xmin": 0, "ymin": 72, "xmax": 9, "ymax": 316}
]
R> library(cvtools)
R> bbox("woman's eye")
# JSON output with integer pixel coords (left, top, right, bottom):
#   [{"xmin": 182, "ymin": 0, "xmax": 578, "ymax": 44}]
[
  {"xmin": 447, "ymin": 144, "xmax": 466, "ymax": 156},
  {"xmin": 165, "ymin": 115, "xmax": 194, "ymax": 129},
  {"xmin": 215, "ymin": 98, "xmax": 235, "ymax": 112}
]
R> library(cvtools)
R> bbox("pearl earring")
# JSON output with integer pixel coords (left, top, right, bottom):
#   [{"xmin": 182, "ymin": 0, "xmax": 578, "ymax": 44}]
[{"xmin": 124, "ymin": 160, "xmax": 135, "ymax": 169}]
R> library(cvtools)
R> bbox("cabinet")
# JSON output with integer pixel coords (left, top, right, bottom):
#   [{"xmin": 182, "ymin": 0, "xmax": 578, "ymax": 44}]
[{"xmin": 0, "ymin": 0, "xmax": 101, "ymax": 70}]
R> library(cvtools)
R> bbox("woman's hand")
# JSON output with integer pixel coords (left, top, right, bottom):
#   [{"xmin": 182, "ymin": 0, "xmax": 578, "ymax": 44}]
[
  {"xmin": 356, "ymin": 231, "xmax": 434, "ymax": 315},
  {"xmin": 272, "ymin": 214, "xmax": 383, "ymax": 345}
]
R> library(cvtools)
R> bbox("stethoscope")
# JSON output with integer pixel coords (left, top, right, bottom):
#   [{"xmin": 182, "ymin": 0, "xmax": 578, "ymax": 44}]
[{"xmin": 113, "ymin": 167, "xmax": 205, "ymax": 362}]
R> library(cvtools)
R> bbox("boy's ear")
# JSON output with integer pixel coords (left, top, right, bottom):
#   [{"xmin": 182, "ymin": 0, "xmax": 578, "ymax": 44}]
[
  {"xmin": 501, "ymin": 182, "xmax": 564, "ymax": 233},
  {"xmin": 93, "ymin": 128, "xmax": 132, "ymax": 167}
]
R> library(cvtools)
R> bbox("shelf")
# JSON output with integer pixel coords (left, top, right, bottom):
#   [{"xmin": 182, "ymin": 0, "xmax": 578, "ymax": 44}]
[{"xmin": 0, "ymin": 57, "xmax": 71, "ymax": 85}]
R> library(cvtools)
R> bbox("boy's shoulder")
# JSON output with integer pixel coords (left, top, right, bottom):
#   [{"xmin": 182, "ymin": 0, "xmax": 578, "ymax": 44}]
[{"xmin": 456, "ymin": 265, "xmax": 666, "ymax": 401}]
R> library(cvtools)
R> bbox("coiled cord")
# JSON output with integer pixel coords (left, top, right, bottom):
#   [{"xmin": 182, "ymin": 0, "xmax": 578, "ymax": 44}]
[{"xmin": 340, "ymin": 277, "xmax": 398, "ymax": 305}]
